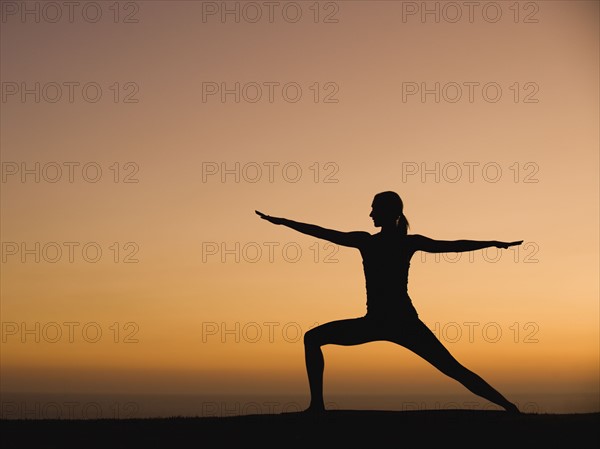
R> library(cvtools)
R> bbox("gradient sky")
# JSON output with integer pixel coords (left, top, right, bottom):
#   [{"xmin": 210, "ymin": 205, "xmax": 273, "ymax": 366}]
[{"xmin": 1, "ymin": 1, "xmax": 598, "ymax": 412}]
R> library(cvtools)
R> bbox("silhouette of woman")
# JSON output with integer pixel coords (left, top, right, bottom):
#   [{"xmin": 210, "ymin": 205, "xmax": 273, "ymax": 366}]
[{"xmin": 256, "ymin": 191, "xmax": 521, "ymax": 413}]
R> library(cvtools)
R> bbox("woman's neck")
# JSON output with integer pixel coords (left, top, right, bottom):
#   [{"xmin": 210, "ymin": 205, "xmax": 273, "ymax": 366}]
[{"xmin": 380, "ymin": 225, "xmax": 398, "ymax": 235}]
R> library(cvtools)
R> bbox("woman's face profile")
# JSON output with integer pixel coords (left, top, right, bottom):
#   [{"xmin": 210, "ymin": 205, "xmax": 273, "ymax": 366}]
[{"xmin": 370, "ymin": 200, "xmax": 388, "ymax": 227}]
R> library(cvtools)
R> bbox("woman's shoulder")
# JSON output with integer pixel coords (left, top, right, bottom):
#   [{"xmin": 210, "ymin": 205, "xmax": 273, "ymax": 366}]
[
  {"xmin": 406, "ymin": 233, "xmax": 430, "ymax": 240},
  {"xmin": 404, "ymin": 234, "xmax": 431, "ymax": 250}
]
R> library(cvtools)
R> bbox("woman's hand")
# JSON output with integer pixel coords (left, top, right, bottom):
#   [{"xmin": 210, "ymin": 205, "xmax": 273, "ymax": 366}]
[
  {"xmin": 495, "ymin": 240, "xmax": 523, "ymax": 249},
  {"xmin": 255, "ymin": 210, "xmax": 285, "ymax": 225}
]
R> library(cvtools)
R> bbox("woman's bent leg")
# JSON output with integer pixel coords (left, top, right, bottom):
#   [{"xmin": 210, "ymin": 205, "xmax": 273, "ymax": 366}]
[{"xmin": 303, "ymin": 317, "xmax": 380, "ymax": 411}]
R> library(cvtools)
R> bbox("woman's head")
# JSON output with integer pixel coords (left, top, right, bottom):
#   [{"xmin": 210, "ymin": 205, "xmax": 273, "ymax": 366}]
[{"xmin": 370, "ymin": 191, "xmax": 409, "ymax": 234}]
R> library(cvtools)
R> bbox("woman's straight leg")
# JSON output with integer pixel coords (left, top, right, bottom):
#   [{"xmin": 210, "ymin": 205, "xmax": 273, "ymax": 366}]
[{"xmin": 391, "ymin": 320, "xmax": 519, "ymax": 412}]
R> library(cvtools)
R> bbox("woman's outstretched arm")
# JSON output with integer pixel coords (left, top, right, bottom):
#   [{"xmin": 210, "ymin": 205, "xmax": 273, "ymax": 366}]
[
  {"xmin": 255, "ymin": 210, "xmax": 369, "ymax": 248},
  {"xmin": 412, "ymin": 234, "xmax": 523, "ymax": 253}
]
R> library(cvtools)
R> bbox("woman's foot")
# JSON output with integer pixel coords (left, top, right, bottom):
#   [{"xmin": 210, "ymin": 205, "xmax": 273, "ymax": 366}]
[
  {"xmin": 304, "ymin": 402, "xmax": 326, "ymax": 414},
  {"xmin": 504, "ymin": 402, "xmax": 521, "ymax": 414}
]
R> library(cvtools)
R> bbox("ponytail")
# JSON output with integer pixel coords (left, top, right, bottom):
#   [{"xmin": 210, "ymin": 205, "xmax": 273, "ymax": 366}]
[{"xmin": 397, "ymin": 213, "xmax": 409, "ymax": 236}]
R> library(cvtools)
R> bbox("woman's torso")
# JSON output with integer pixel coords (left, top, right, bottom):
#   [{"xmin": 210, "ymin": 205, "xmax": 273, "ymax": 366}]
[{"xmin": 360, "ymin": 233, "xmax": 419, "ymax": 319}]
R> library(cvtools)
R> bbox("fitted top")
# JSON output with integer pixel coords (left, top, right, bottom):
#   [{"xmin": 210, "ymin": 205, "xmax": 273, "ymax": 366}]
[{"xmin": 359, "ymin": 233, "xmax": 419, "ymax": 318}]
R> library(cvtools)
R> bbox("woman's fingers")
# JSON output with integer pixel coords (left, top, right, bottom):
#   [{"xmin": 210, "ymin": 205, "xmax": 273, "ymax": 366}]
[
  {"xmin": 256, "ymin": 210, "xmax": 276, "ymax": 223},
  {"xmin": 498, "ymin": 241, "xmax": 523, "ymax": 248}
]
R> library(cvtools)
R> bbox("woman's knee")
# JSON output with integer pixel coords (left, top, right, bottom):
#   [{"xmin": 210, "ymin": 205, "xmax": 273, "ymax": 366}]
[{"xmin": 304, "ymin": 327, "xmax": 322, "ymax": 347}]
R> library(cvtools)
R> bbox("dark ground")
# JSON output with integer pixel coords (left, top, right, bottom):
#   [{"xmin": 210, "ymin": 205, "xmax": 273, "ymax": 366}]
[{"xmin": 1, "ymin": 410, "xmax": 599, "ymax": 449}]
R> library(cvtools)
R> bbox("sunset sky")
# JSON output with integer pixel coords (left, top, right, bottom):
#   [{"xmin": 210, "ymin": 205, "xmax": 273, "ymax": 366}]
[{"xmin": 1, "ymin": 1, "xmax": 598, "ymax": 415}]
